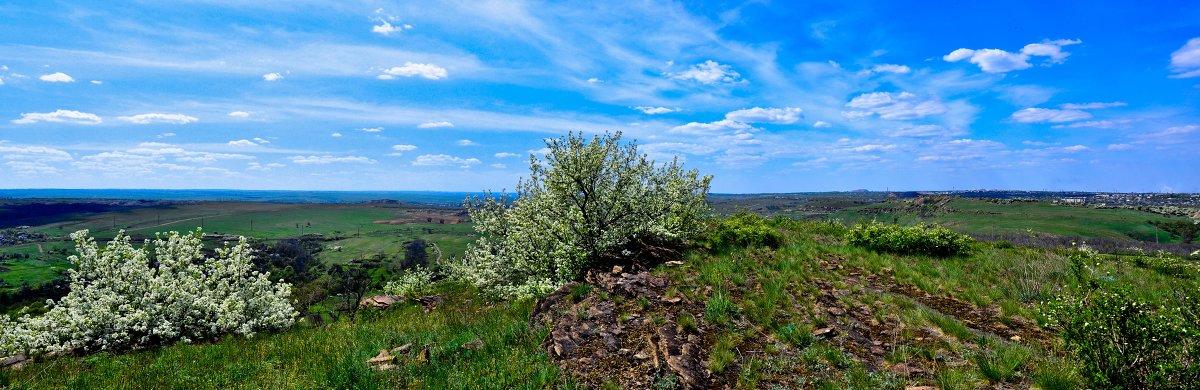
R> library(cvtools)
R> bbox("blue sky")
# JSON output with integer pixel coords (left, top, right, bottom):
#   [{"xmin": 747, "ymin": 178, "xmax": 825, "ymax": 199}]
[{"xmin": 1, "ymin": 1, "xmax": 1198, "ymax": 193}]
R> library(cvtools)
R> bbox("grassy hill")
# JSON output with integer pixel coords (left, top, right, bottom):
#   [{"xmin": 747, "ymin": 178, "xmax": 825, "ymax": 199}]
[{"xmin": 5, "ymin": 219, "xmax": 1196, "ymax": 388}]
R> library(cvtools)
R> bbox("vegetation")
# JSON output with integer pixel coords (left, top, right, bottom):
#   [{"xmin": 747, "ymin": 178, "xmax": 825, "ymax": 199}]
[
  {"xmin": 847, "ymin": 221, "xmax": 974, "ymax": 257},
  {"xmin": 700, "ymin": 211, "xmax": 782, "ymax": 252},
  {"xmin": 451, "ymin": 132, "xmax": 712, "ymax": 298},
  {"xmin": 382, "ymin": 267, "xmax": 435, "ymax": 299},
  {"xmin": 0, "ymin": 230, "xmax": 294, "ymax": 355},
  {"xmin": 1045, "ymin": 251, "xmax": 1199, "ymax": 389}
]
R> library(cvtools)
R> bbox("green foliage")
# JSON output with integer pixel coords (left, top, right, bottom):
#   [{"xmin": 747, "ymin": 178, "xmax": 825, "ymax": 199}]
[
  {"xmin": 702, "ymin": 212, "xmax": 782, "ymax": 252},
  {"xmin": 934, "ymin": 367, "xmax": 979, "ymax": 390},
  {"xmin": 774, "ymin": 323, "xmax": 813, "ymax": 349},
  {"xmin": 974, "ymin": 342, "xmax": 1031, "ymax": 383},
  {"xmin": 708, "ymin": 333, "xmax": 738, "ymax": 374},
  {"xmin": 452, "ymin": 132, "xmax": 712, "ymax": 298},
  {"xmin": 704, "ymin": 290, "xmax": 737, "ymax": 326},
  {"xmin": 1045, "ymin": 282, "xmax": 1199, "ymax": 389},
  {"xmin": 847, "ymin": 221, "xmax": 973, "ymax": 257},
  {"xmin": 1034, "ymin": 357, "xmax": 1084, "ymax": 390},
  {"xmin": 382, "ymin": 266, "xmax": 435, "ymax": 299}
]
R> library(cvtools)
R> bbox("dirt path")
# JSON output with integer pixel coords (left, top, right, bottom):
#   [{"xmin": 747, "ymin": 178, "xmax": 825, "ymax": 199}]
[{"xmin": 36, "ymin": 243, "xmax": 44, "ymax": 254}]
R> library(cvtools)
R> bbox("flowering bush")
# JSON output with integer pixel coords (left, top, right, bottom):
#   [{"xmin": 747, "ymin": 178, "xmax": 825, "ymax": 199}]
[
  {"xmin": 383, "ymin": 267, "xmax": 435, "ymax": 299},
  {"xmin": 1044, "ymin": 286, "xmax": 1199, "ymax": 388},
  {"xmin": 449, "ymin": 132, "xmax": 712, "ymax": 298},
  {"xmin": 847, "ymin": 221, "xmax": 973, "ymax": 257},
  {"xmin": 0, "ymin": 230, "xmax": 296, "ymax": 355}
]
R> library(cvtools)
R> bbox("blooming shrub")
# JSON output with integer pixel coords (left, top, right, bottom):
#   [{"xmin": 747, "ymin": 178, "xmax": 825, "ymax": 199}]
[
  {"xmin": 0, "ymin": 230, "xmax": 296, "ymax": 355},
  {"xmin": 847, "ymin": 221, "xmax": 973, "ymax": 257},
  {"xmin": 383, "ymin": 267, "xmax": 435, "ymax": 299},
  {"xmin": 701, "ymin": 212, "xmax": 782, "ymax": 252},
  {"xmin": 449, "ymin": 132, "xmax": 712, "ymax": 298},
  {"xmin": 1044, "ymin": 286, "xmax": 1199, "ymax": 388}
]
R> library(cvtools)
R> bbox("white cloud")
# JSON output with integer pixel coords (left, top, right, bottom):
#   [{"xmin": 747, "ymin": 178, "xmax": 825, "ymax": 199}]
[
  {"xmin": 587, "ymin": 77, "xmax": 602, "ymax": 84},
  {"xmin": 1010, "ymin": 107, "xmax": 1092, "ymax": 123},
  {"xmin": 996, "ymin": 85, "xmax": 1058, "ymax": 106},
  {"xmin": 39, "ymin": 72, "xmax": 75, "ymax": 83},
  {"xmin": 360, "ymin": 127, "xmax": 383, "ymax": 133},
  {"xmin": 916, "ymin": 139, "xmax": 1006, "ymax": 161},
  {"xmin": 494, "ymin": 152, "xmax": 519, "ymax": 158},
  {"xmin": 490, "ymin": 163, "xmax": 506, "ymax": 169},
  {"xmin": 5, "ymin": 161, "xmax": 59, "ymax": 175},
  {"xmin": 1052, "ymin": 118, "xmax": 1135, "ymax": 129},
  {"xmin": 331, "ymin": 132, "xmax": 343, "ymax": 137},
  {"xmin": 227, "ymin": 139, "xmax": 258, "ymax": 147},
  {"xmin": 633, "ymin": 106, "xmax": 679, "ymax": 115},
  {"xmin": 1062, "ymin": 145, "xmax": 1089, "ymax": 152},
  {"xmin": 392, "ymin": 144, "xmax": 418, "ymax": 151},
  {"xmin": 843, "ymin": 92, "xmax": 947, "ymax": 120},
  {"xmin": 380, "ymin": 62, "xmax": 448, "ymax": 80},
  {"xmin": 288, "ymin": 155, "xmax": 376, "ymax": 165},
  {"xmin": 252, "ymin": 137, "xmax": 270, "ymax": 144},
  {"xmin": 371, "ymin": 19, "xmax": 412, "ymax": 35},
  {"xmin": 262, "ymin": 72, "xmax": 284, "ymax": 81},
  {"xmin": 725, "ymin": 107, "xmax": 803, "ymax": 124},
  {"xmin": 156, "ymin": 132, "xmax": 176, "ymax": 138},
  {"xmin": 1169, "ymin": 37, "xmax": 1200, "ymax": 78},
  {"xmin": 670, "ymin": 60, "xmax": 745, "ymax": 85},
  {"xmin": 812, "ymin": 121, "xmax": 832, "ymax": 128},
  {"xmin": 228, "ymin": 111, "xmax": 251, "ymax": 118},
  {"xmin": 944, "ymin": 39, "xmax": 1081, "ymax": 73},
  {"xmin": 90, "ymin": 80, "xmax": 102, "ymax": 85},
  {"xmin": 12, "ymin": 109, "xmax": 102, "ymax": 125},
  {"xmin": 859, "ymin": 64, "xmax": 911, "ymax": 75},
  {"xmin": 456, "ymin": 139, "xmax": 478, "ymax": 146},
  {"xmin": 411, "ymin": 154, "xmax": 481, "ymax": 168},
  {"xmin": 417, "ymin": 121, "xmax": 454, "ymax": 128},
  {"xmin": 669, "ymin": 119, "xmax": 753, "ymax": 135},
  {"xmin": 247, "ymin": 162, "xmax": 286, "ymax": 171},
  {"xmin": 116, "ymin": 113, "xmax": 199, "ymax": 125},
  {"xmin": 1107, "ymin": 143, "xmax": 1132, "ymax": 150},
  {"xmin": 1135, "ymin": 125, "xmax": 1199, "ymax": 144},
  {"xmin": 0, "ymin": 144, "xmax": 73, "ymax": 161},
  {"xmin": 847, "ymin": 144, "xmax": 897, "ymax": 152},
  {"xmin": 1059, "ymin": 102, "xmax": 1127, "ymax": 110}
]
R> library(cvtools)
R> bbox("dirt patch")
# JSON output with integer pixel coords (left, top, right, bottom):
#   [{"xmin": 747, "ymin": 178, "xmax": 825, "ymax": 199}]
[{"xmin": 532, "ymin": 269, "xmax": 714, "ymax": 389}]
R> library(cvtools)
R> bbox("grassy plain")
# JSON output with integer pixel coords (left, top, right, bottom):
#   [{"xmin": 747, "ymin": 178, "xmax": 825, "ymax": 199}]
[{"xmin": 829, "ymin": 197, "xmax": 1188, "ymax": 242}]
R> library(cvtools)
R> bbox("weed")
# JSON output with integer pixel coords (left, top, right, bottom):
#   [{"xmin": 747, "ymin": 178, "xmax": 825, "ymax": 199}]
[
  {"xmin": 708, "ymin": 334, "xmax": 738, "ymax": 374},
  {"xmin": 933, "ymin": 367, "xmax": 979, "ymax": 390},
  {"xmin": 567, "ymin": 283, "xmax": 593, "ymax": 303},
  {"xmin": 1034, "ymin": 357, "xmax": 1084, "ymax": 390},
  {"xmin": 704, "ymin": 291, "xmax": 737, "ymax": 326},
  {"xmin": 975, "ymin": 342, "xmax": 1031, "ymax": 383}
]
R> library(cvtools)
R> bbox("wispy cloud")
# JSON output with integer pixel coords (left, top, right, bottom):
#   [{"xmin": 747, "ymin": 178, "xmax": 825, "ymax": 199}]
[
  {"xmin": 117, "ymin": 113, "xmax": 199, "ymax": 125},
  {"xmin": 12, "ymin": 109, "xmax": 102, "ymax": 125}
]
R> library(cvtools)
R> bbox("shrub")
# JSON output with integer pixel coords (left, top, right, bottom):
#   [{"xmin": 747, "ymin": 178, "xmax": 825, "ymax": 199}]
[
  {"xmin": 382, "ymin": 266, "xmax": 435, "ymax": 299},
  {"xmin": 701, "ymin": 212, "xmax": 782, "ymax": 252},
  {"xmin": 974, "ymin": 342, "xmax": 1031, "ymax": 382},
  {"xmin": 0, "ymin": 230, "xmax": 295, "ymax": 355},
  {"xmin": 450, "ymin": 132, "xmax": 711, "ymax": 298},
  {"xmin": 847, "ymin": 221, "xmax": 973, "ymax": 257},
  {"xmin": 1044, "ymin": 284, "xmax": 1199, "ymax": 389}
]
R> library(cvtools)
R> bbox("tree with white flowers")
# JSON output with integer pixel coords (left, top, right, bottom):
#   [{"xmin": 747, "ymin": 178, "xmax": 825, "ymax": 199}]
[
  {"xmin": 0, "ymin": 229, "xmax": 295, "ymax": 355},
  {"xmin": 449, "ymin": 132, "xmax": 712, "ymax": 298}
]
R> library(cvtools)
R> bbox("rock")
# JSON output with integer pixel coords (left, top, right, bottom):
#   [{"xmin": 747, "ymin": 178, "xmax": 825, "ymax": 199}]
[
  {"xmin": 367, "ymin": 349, "xmax": 396, "ymax": 370},
  {"xmin": 827, "ymin": 306, "xmax": 846, "ymax": 316},
  {"xmin": 390, "ymin": 343, "xmax": 412, "ymax": 355},
  {"xmin": 662, "ymin": 296, "xmax": 682, "ymax": 304},
  {"xmin": 1, "ymin": 354, "xmax": 27, "ymax": 370},
  {"xmin": 1009, "ymin": 335, "xmax": 1022, "ymax": 342},
  {"xmin": 812, "ymin": 327, "xmax": 837, "ymax": 339},
  {"xmin": 656, "ymin": 324, "xmax": 707, "ymax": 389},
  {"xmin": 664, "ymin": 260, "xmax": 685, "ymax": 267},
  {"xmin": 634, "ymin": 351, "xmax": 650, "ymax": 360},
  {"xmin": 611, "ymin": 265, "xmax": 624, "ymax": 274},
  {"xmin": 461, "ymin": 339, "xmax": 485, "ymax": 351},
  {"xmin": 359, "ymin": 295, "xmax": 399, "ymax": 309},
  {"xmin": 417, "ymin": 345, "xmax": 430, "ymax": 363},
  {"xmin": 905, "ymin": 387, "xmax": 937, "ymax": 390},
  {"xmin": 887, "ymin": 363, "xmax": 924, "ymax": 378},
  {"xmin": 416, "ymin": 294, "xmax": 445, "ymax": 313},
  {"xmin": 618, "ymin": 348, "xmax": 633, "ymax": 355},
  {"xmin": 552, "ymin": 334, "xmax": 577, "ymax": 356}
]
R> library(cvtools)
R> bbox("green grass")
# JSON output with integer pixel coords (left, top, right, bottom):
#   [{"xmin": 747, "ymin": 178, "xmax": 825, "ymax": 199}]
[
  {"xmin": 1, "ymin": 283, "xmax": 561, "ymax": 389},
  {"xmin": 830, "ymin": 198, "xmax": 1190, "ymax": 242}
]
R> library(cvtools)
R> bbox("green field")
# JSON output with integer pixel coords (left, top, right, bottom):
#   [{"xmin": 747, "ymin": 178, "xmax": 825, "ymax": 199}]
[
  {"xmin": 1, "ymin": 202, "xmax": 474, "ymax": 292},
  {"xmin": 828, "ymin": 197, "xmax": 1189, "ymax": 242}
]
